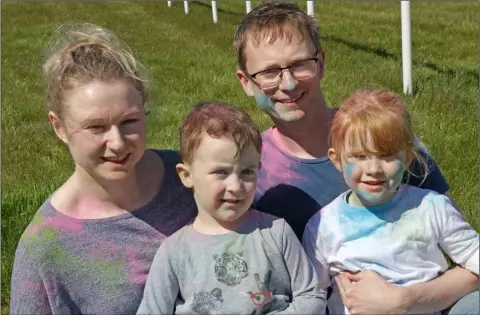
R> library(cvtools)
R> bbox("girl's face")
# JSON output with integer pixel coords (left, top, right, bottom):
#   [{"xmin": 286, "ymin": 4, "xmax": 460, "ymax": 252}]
[
  {"xmin": 50, "ymin": 79, "xmax": 147, "ymax": 182},
  {"xmin": 330, "ymin": 132, "xmax": 410, "ymax": 207}
]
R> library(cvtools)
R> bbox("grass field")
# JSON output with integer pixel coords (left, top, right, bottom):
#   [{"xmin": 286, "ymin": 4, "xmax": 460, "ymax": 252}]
[{"xmin": 1, "ymin": 0, "xmax": 478, "ymax": 311}]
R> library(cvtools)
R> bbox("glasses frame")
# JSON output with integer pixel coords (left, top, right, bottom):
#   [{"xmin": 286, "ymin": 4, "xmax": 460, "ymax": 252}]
[{"xmin": 247, "ymin": 51, "xmax": 319, "ymax": 90}]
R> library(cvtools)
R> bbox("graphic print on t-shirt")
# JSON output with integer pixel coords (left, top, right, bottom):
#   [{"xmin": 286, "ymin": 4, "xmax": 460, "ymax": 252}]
[
  {"xmin": 213, "ymin": 252, "xmax": 248, "ymax": 286},
  {"xmin": 190, "ymin": 288, "xmax": 224, "ymax": 315},
  {"xmin": 245, "ymin": 270, "xmax": 277, "ymax": 314}
]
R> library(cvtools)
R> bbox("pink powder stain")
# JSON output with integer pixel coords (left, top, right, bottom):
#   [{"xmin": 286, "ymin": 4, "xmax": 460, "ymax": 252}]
[
  {"xmin": 125, "ymin": 244, "xmax": 156, "ymax": 285},
  {"xmin": 25, "ymin": 216, "xmax": 83, "ymax": 239},
  {"xmin": 261, "ymin": 146, "xmax": 305, "ymax": 189},
  {"xmin": 19, "ymin": 280, "xmax": 47, "ymax": 294}
]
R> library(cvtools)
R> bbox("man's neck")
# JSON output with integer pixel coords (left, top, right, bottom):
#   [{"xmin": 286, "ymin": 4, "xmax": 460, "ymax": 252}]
[{"xmin": 272, "ymin": 106, "xmax": 335, "ymax": 159}]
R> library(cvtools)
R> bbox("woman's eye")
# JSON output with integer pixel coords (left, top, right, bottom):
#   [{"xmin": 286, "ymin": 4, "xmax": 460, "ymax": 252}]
[
  {"xmin": 214, "ymin": 170, "xmax": 227, "ymax": 176},
  {"xmin": 122, "ymin": 119, "xmax": 138, "ymax": 125},
  {"xmin": 87, "ymin": 125, "xmax": 104, "ymax": 132}
]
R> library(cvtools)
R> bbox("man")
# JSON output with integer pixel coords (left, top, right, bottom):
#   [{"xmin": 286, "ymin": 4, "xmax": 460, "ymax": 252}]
[{"xmin": 234, "ymin": 2, "xmax": 478, "ymax": 314}]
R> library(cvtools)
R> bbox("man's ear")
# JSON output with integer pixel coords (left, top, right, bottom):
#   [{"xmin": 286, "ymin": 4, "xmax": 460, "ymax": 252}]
[
  {"xmin": 48, "ymin": 111, "xmax": 68, "ymax": 144},
  {"xmin": 317, "ymin": 50, "xmax": 326, "ymax": 80},
  {"xmin": 176, "ymin": 163, "xmax": 193, "ymax": 188},
  {"xmin": 236, "ymin": 69, "xmax": 254, "ymax": 97},
  {"xmin": 328, "ymin": 148, "xmax": 342, "ymax": 172}
]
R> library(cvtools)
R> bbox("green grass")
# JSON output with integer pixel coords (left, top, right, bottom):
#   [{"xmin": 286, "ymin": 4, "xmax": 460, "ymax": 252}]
[{"xmin": 1, "ymin": 0, "xmax": 478, "ymax": 311}]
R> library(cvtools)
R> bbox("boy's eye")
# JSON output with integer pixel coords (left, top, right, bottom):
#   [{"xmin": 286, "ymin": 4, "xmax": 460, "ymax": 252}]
[
  {"xmin": 242, "ymin": 169, "xmax": 256, "ymax": 175},
  {"xmin": 213, "ymin": 170, "xmax": 228, "ymax": 176}
]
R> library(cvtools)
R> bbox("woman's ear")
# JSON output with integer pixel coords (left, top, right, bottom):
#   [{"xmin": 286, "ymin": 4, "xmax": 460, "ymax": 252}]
[
  {"xmin": 328, "ymin": 148, "xmax": 342, "ymax": 172},
  {"xmin": 176, "ymin": 163, "xmax": 193, "ymax": 188},
  {"xmin": 48, "ymin": 111, "xmax": 68, "ymax": 144}
]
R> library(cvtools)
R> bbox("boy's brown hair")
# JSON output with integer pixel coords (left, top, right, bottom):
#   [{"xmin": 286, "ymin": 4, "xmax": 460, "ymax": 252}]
[{"xmin": 180, "ymin": 101, "xmax": 262, "ymax": 164}]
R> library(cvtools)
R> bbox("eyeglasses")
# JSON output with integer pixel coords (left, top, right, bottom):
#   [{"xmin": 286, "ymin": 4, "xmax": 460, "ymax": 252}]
[{"xmin": 248, "ymin": 53, "xmax": 319, "ymax": 90}]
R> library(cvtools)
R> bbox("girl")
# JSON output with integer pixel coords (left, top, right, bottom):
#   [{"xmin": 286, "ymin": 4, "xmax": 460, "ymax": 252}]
[
  {"xmin": 302, "ymin": 89, "xmax": 479, "ymax": 315},
  {"xmin": 10, "ymin": 23, "xmax": 197, "ymax": 314}
]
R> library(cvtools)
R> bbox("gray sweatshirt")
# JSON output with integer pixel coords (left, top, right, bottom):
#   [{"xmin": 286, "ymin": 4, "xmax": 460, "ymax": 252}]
[
  {"xmin": 10, "ymin": 150, "xmax": 197, "ymax": 315},
  {"xmin": 137, "ymin": 210, "xmax": 327, "ymax": 315}
]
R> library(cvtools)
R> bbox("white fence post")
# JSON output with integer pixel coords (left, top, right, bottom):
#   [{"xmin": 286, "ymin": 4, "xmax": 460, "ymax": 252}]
[
  {"xmin": 307, "ymin": 1, "xmax": 315, "ymax": 17},
  {"xmin": 246, "ymin": 1, "xmax": 252, "ymax": 13},
  {"xmin": 212, "ymin": 1, "xmax": 218, "ymax": 23},
  {"xmin": 401, "ymin": 1, "xmax": 413, "ymax": 95},
  {"xmin": 167, "ymin": 1, "xmax": 172, "ymax": 7},
  {"xmin": 184, "ymin": 1, "xmax": 189, "ymax": 15}
]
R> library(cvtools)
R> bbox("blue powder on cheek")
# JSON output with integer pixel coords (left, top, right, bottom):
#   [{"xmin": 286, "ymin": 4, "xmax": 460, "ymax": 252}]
[
  {"xmin": 253, "ymin": 92, "xmax": 275, "ymax": 111},
  {"xmin": 343, "ymin": 162, "xmax": 354, "ymax": 176}
]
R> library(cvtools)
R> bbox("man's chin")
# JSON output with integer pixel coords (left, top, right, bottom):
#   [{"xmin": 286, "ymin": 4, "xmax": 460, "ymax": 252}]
[{"xmin": 268, "ymin": 109, "xmax": 305, "ymax": 123}]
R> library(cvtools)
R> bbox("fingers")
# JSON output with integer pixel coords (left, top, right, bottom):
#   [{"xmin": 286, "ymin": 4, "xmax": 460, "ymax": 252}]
[
  {"xmin": 343, "ymin": 271, "xmax": 363, "ymax": 282},
  {"xmin": 335, "ymin": 274, "xmax": 349, "ymax": 300}
]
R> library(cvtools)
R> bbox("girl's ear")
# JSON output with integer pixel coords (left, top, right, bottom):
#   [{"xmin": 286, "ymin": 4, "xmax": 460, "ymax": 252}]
[
  {"xmin": 176, "ymin": 163, "xmax": 193, "ymax": 188},
  {"xmin": 48, "ymin": 111, "xmax": 68, "ymax": 144},
  {"xmin": 328, "ymin": 148, "xmax": 342, "ymax": 172}
]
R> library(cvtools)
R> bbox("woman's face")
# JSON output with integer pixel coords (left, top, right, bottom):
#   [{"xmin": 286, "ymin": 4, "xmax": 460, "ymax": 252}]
[{"xmin": 52, "ymin": 79, "xmax": 147, "ymax": 182}]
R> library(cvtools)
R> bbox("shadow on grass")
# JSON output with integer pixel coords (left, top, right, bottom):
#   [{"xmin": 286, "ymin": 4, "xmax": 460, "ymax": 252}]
[
  {"xmin": 190, "ymin": 0, "xmax": 247, "ymax": 18},
  {"xmin": 323, "ymin": 34, "xmax": 479, "ymax": 81}
]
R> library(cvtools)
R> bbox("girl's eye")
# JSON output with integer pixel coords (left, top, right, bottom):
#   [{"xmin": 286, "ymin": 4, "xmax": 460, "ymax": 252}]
[{"xmin": 352, "ymin": 154, "xmax": 367, "ymax": 159}]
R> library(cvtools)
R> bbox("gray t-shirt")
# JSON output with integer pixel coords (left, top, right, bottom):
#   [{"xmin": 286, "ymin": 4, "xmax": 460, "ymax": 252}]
[
  {"xmin": 137, "ymin": 210, "xmax": 326, "ymax": 315},
  {"xmin": 10, "ymin": 150, "xmax": 197, "ymax": 315}
]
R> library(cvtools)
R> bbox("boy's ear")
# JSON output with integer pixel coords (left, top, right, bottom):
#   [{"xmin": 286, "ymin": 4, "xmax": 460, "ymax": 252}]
[
  {"xmin": 48, "ymin": 111, "xmax": 68, "ymax": 144},
  {"xmin": 176, "ymin": 163, "xmax": 193, "ymax": 188},
  {"xmin": 328, "ymin": 148, "xmax": 342, "ymax": 172},
  {"xmin": 236, "ymin": 69, "xmax": 254, "ymax": 97}
]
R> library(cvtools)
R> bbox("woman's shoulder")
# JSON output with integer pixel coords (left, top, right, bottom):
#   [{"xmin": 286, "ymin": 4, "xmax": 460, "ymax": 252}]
[
  {"xmin": 149, "ymin": 149, "xmax": 182, "ymax": 166},
  {"xmin": 16, "ymin": 200, "xmax": 65, "ymax": 261}
]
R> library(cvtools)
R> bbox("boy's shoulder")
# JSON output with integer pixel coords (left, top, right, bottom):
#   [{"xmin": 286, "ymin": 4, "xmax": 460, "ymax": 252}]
[{"xmin": 249, "ymin": 208, "xmax": 287, "ymax": 231}]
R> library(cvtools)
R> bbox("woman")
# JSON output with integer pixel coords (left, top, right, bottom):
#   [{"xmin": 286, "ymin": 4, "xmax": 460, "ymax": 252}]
[{"xmin": 10, "ymin": 23, "xmax": 196, "ymax": 314}]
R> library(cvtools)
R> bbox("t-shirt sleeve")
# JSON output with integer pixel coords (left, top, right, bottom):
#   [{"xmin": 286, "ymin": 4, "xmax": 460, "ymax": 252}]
[
  {"xmin": 406, "ymin": 146, "xmax": 450, "ymax": 194},
  {"xmin": 10, "ymin": 241, "xmax": 51, "ymax": 315},
  {"xmin": 275, "ymin": 220, "xmax": 327, "ymax": 314},
  {"xmin": 302, "ymin": 214, "xmax": 331, "ymax": 289},
  {"xmin": 429, "ymin": 194, "xmax": 479, "ymax": 275},
  {"xmin": 136, "ymin": 241, "xmax": 179, "ymax": 315}
]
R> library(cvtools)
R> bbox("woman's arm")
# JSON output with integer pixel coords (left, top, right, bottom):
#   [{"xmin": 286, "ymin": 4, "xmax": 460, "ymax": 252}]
[
  {"xmin": 335, "ymin": 266, "xmax": 478, "ymax": 315},
  {"xmin": 10, "ymin": 242, "xmax": 51, "ymax": 315}
]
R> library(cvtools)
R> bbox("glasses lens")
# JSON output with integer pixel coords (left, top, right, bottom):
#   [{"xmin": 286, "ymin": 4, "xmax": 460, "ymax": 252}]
[
  {"xmin": 255, "ymin": 70, "xmax": 282, "ymax": 89},
  {"xmin": 291, "ymin": 59, "xmax": 317, "ymax": 80}
]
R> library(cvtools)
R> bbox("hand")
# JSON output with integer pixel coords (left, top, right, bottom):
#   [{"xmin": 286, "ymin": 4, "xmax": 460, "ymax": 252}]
[{"xmin": 335, "ymin": 270, "xmax": 408, "ymax": 315}]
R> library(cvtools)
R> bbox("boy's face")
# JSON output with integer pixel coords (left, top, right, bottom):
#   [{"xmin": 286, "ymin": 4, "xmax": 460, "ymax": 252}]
[
  {"xmin": 178, "ymin": 134, "xmax": 260, "ymax": 229},
  {"xmin": 236, "ymin": 30, "xmax": 325, "ymax": 123}
]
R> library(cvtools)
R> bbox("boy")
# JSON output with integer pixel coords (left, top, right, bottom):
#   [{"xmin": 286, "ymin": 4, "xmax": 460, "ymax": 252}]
[{"xmin": 137, "ymin": 101, "xmax": 326, "ymax": 314}]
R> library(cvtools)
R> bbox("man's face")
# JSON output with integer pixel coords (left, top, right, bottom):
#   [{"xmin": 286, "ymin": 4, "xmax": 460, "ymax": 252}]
[{"xmin": 237, "ymin": 33, "xmax": 325, "ymax": 123}]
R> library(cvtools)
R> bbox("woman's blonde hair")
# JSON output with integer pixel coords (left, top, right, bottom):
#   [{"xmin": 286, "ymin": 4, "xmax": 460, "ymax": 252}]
[{"xmin": 43, "ymin": 23, "xmax": 149, "ymax": 118}]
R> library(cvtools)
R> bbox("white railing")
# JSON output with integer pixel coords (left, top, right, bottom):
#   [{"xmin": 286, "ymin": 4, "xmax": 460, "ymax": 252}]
[{"xmin": 167, "ymin": 0, "xmax": 413, "ymax": 95}]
